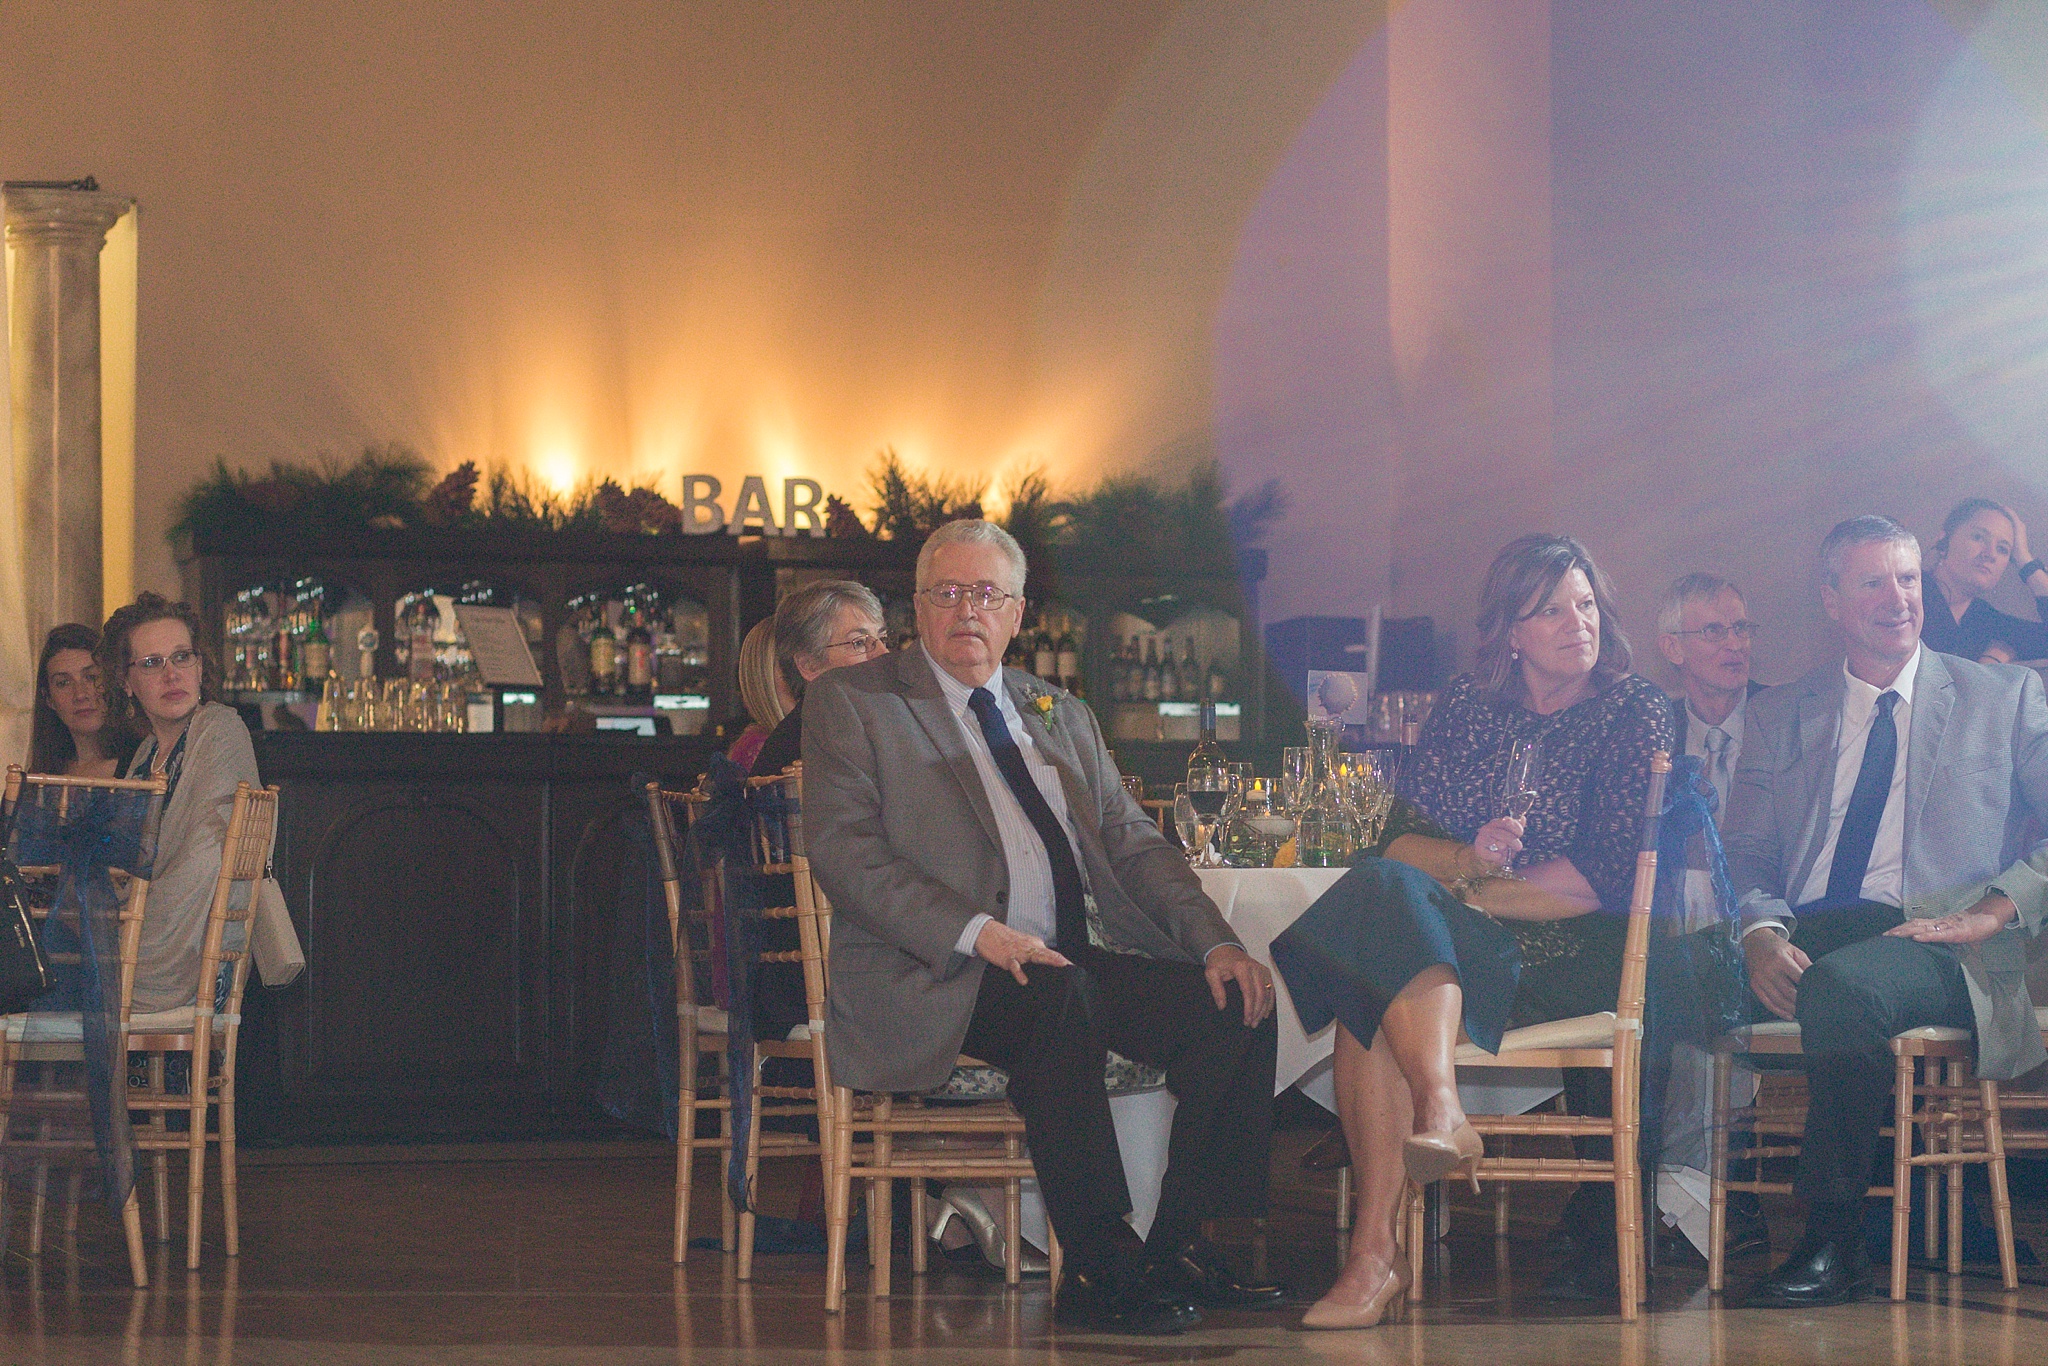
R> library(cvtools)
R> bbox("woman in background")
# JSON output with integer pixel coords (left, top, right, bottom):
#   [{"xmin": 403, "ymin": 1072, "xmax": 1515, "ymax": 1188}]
[
  {"xmin": 725, "ymin": 619, "xmax": 793, "ymax": 774},
  {"xmin": 103, "ymin": 593, "xmax": 262, "ymax": 1013},
  {"xmin": 1273, "ymin": 533, "xmax": 1673, "ymax": 1328},
  {"xmin": 1921, "ymin": 497, "xmax": 2048, "ymax": 664},
  {"xmin": 29, "ymin": 623, "xmax": 135, "ymax": 777}
]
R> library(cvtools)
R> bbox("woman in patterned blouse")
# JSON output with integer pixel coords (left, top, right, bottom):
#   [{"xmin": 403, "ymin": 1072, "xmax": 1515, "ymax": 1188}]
[{"xmin": 1273, "ymin": 534, "xmax": 1674, "ymax": 1328}]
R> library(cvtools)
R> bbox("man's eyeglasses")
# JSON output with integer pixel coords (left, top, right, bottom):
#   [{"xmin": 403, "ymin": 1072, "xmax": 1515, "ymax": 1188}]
[
  {"xmin": 129, "ymin": 648, "xmax": 200, "ymax": 675},
  {"xmin": 1671, "ymin": 621, "xmax": 1760, "ymax": 644},
  {"xmin": 821, "ymin": 632, "xmax": 887, "ymax": 660},
  {"xmin": 917, "ymin": 583, "xmax": 1019, "ymax": 612}
]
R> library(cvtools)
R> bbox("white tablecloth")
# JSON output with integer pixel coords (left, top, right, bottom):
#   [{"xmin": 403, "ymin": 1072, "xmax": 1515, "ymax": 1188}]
[{"xmin": 1019, "ymin": 866, "xmax": 1561, "ymax": 1245}]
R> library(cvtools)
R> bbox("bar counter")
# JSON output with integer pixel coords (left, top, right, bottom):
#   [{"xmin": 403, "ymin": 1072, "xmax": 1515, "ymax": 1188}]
[{"xmin": 239, "ymin": 730, "xmax": 717, "ymax": 1146}]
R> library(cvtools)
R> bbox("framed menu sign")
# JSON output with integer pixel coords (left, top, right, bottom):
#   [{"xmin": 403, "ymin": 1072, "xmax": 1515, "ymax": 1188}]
[{"xmin": 454, "ymin": 605, "xmax": 544, "ymax": 687}]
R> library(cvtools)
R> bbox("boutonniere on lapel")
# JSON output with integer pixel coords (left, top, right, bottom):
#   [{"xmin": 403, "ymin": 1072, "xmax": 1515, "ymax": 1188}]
[{"xmin": 1024, "ymin": 686, "xmax": 1060, "ymax": 733}]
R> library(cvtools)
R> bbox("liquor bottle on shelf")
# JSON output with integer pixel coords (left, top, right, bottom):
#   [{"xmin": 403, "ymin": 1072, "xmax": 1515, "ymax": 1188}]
[
  {"xmin": 655, "ymin": 617, "xmax": 684, "ymax": 692},
  {"xmin": 357, "ymin": 626, "xmax": 380, "ymax": 682},
  {"xmin": 1142, "ymin": 637, "xmax": 1162, "ymax": 701},
  {"xmin": 1056, "ymin": 620, "xmax": 1080, "ymax": 694},
  {"xmin": 588, "ymin": 606, "xmax": 619, "ymax": 698},
  {"xmin": 273, "ymin": 612, "xmax": 295, "ymax": 692},
  {"xmin": 1120, "ymin": 636, "xmax": 1140, "ymax": 702},
  {"xmin": 624, "ymin": 603, "xmax": 655, "ymax": 702},
  {"xmin": 408, "ymin": 600, "xmax": 439, "ymax": 683},
  {"xmin": 1033, "ymin": 617, "xmax": 1057, "ymax": 683},
  {"xmin": 1181, "ymin": 637, "xmax": 1200, "ymax": 698},
  {"xmin": 1207, "ymin": 653, "xmax": 1228, "ymax": 705},
  {"xmin": 302, "ymin": 615, "xmax": 332, "ymax": 687},
  {"xmin": 1161, "ymin": 638, "xmax": 1181, "ymax": 702}
]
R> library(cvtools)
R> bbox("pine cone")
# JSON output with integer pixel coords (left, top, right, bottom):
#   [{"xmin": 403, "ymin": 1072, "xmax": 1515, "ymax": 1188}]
[
  {"xmin": 421, "ymin": 461, "xmax": 479, "ymax": 527},
  {"xmin": 823, "ymin": 495, "xmax": 870, "ymax": 538}
]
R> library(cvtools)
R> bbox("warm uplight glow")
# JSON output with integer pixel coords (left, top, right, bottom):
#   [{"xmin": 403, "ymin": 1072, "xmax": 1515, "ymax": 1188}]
[{"xmin": 535, "ymin": 449, "xmax": 581, "ymax": 496}]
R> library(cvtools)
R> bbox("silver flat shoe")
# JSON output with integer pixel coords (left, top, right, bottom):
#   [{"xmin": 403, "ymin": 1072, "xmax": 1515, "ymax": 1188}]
[{"xmin": 928, "ymin": 1187, "xmax": 1050, "ymax": 1276}]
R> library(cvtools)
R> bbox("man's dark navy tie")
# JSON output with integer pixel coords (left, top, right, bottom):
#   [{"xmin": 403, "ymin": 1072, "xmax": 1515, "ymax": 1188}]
[
  {"xmin": 1825, "ymin": 690, "xmax": 1901, "ymax": 903},
  {"xmin": 967, "ymin": 686, "xmax": 1090, "ymax": 955}
]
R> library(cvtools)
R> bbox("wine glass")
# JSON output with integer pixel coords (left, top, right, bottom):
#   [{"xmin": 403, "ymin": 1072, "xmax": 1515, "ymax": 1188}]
[
  {"xmin": 1175, "ymin": 783, "xmax": 1221, "ymax": 865},
  {"xmin": 1501, "ymin": 738, "xmax": 1543, "ymax": 822},
  {"xmin": 1279, "ymin": 746, "xmax": 1311, "ymax": 812}
]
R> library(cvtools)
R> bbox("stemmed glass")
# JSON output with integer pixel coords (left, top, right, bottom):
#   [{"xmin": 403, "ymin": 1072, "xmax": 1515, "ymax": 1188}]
[
  {"xmin": 1501, "ymin": 738, "xmax": 1543, "ymax": 822},
  {"xmin": 1174, "ymin": 783, "xmax": 1220, "ymax": 866}
]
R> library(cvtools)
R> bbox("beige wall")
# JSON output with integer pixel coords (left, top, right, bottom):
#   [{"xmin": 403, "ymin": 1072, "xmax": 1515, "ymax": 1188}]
[
  {"xmin": 0, "ymin": 1, "xmax": 1384, "ymax": 608},
  {"xmin": 7, "ymin": 1, "xmax": 2048, "ymax": 692}
]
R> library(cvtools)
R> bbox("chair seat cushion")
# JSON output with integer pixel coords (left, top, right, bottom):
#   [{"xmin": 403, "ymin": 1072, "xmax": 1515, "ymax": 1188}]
[
  {"xmin": 128, "ymin": 1007, "xmax": 197, "ymax": 1035},
  {"xmin": 1455, "ymin": 1011, "xmax": 1617, "ymax": 1061},
  {"xmin": 1, "ymin": 1013, "xmax": 82, "ymax": 1046},
  {"xmin": 928, "ymin": 1050, "xmax": 1168, "ymax": 1101},
  {"xmin": 1729, "ymin": 1020, "xmax": 1973, "ymax": 1046}
]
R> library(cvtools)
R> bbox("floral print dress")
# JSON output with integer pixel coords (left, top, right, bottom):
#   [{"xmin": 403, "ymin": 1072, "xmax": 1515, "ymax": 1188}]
[{"xmin": 1398, "ymin": 672, "xmax": 1676, "ymax": 1025}]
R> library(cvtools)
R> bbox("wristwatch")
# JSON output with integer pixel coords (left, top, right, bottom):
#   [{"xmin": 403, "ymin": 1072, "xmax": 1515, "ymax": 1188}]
[{"xmin": 2019, "ymin": 559, "xmax": 2046, "ymax": 583}]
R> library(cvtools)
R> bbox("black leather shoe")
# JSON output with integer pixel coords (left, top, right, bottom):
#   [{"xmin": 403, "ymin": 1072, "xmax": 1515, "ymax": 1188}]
[
  {"xmin": 1747, "ymin": 1232, "xmax": 1870, "ymax": 1308},
  {"xmin": 1656, "ymin": 1210, "xmax": 1769, "ymax": 1267},
  {"xmin": 1540, "ymin": 1240, "xmax": 1621, "ymax": 1302},
  {"xmin": 1149, "ymin": 1239, "xmax": 1290, "ymax": 1309},
  {"xmin": 1053, "ymin": 1266, "xmax": 1200, "ymax": 1336},
  {"xmin": 1301, "ymin": 1128, "xmax": 1351, "ymax": 1172}
]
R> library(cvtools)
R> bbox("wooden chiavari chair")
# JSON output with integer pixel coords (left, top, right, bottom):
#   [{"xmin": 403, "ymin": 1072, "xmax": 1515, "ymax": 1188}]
[
  {"xmin": 650, "ymin": 772, "xmax": 832, "ymax": 1278},
  {"xmin": 1402, "ymin": 750, "xmax": 1672, "ymax": 1322},
  {"xmin": 0, "ymin": 765, "xmax": 166, "ymax": 1288},
  {"xmin": 793, "ymin": 763, "xmax": 1064, "ymax": 1314},
  {"xmin": 645, "ymin": 780, "xmax": 736, "ymax": 1264},
  {"xmin": 1710, "ymin": 1020, "xmax": 2019, "ymax": 1299},
  {"xmin": 126, "ymin": 781, "xmax": 279, "ymax": 1271}
]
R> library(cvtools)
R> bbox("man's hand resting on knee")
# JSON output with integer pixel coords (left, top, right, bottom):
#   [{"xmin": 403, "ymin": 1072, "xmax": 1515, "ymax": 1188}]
[
  {"xmin": 975, "ymin": 920, "xmax": 1071, "ymax": 985},
  {"xmin": 1204, "ymin": 945, "xmax": 1275, "ymax": 1027},
  {"xmin": 1883, "ymin": 893, "xmax": 2016, "ymax": 945},
  {"xmin": 1745, "ymin": 928, "xmax": 1809, "ymax": 1021}
]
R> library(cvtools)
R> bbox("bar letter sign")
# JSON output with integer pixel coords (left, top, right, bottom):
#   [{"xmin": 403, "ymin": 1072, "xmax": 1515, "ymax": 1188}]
[{"xmin": 679, "ymin": 476, "xmax": 826, "ymax": 536}]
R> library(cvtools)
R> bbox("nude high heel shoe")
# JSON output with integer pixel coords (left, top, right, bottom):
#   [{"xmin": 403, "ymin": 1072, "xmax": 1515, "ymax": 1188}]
[
  {"xmin": 1300, "ymin": 1258, "xmax": 1411, "ymax": 1330},
  {"xmin": 927, "ymin": 1188, "xmax": 1050, "ymax": 1276},
  {"xmin": 1402, "ymin": 1121, "xmax": 1483, "ymax": 1192}
]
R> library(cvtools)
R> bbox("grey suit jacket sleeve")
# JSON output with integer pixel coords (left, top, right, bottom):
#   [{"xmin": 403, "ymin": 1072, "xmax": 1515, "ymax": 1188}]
[
  {"xmin": 1723, "ymin": 689, "xmax": 1794, "ymax": 926},
  {"xmin": 800, "ymin": 671, "xmax": 989, "ymax": 975},
  {"xmin": 1991, "ymin": 667, "xmax": 2048, "ymax": 937},
  {"xmin": 1062, "ymin": 694, "xmax": 1235, "ymax": 962}
]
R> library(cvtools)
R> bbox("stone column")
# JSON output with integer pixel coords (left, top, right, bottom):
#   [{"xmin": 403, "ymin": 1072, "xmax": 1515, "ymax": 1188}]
[{"xmin": 6, "ymin": 187, "xmax": 129, "ymax": 646}]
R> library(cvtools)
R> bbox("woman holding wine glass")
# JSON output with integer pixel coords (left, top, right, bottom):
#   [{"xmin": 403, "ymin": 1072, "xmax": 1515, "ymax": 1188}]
[{"xmin": 1270, "ymin": 533, "xmax": 1674, "ymax": 1328}]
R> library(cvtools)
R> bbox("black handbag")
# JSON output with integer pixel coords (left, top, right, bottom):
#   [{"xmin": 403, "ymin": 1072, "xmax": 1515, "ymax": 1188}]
[{"xmin": 0, "ymin": 859, "xmax": 50, "ymax": 1015}]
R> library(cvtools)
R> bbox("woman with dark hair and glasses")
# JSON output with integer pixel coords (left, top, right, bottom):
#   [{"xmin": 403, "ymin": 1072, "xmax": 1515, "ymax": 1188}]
[
  {"xmin": 1271, "ymin": 533, "xmax": 1674, "ymax": 1327},
  {"xmin": 101, "ymin": 592, "xmax": 262, "ymax": 1013},
  {"xmin": 28, "ymin": 623, "xmax": 137, "ymax": 778},
  {"xmin": 1921, "ymin": 497, "xmax": 2048, "ymax": 664}
]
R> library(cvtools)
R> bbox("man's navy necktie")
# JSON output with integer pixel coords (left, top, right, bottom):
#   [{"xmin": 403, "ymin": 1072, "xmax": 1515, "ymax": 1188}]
[
  {"xmin": 968, "ymin": 686, "xmax": 1089, "ymax": 954},
  {"xmin": 1825, "ymin": 690, "xmax": 1901, "ymax": 903}
]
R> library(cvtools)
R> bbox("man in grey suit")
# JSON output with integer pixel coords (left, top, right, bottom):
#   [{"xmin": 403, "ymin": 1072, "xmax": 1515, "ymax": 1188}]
[
  {"xmin": 1724, "ymin": 514, "xmax": 2048, "ymax": 1307},
  {"xmin": 803, "ymin": 519, "xmax": 1282, "ymax": 1335}
]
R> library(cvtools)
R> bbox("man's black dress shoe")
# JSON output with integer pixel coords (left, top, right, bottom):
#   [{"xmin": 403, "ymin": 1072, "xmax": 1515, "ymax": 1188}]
[
  {"xmin": 1148, "ymin": 1239, "xmax": 1290, "ymax": 1309},
  {"xmin": 1747, "ymin": 1232, "xmax": 1871, "ymax": 1308},
  {"xmin": 1053, "ymin": 1266, "xmax": 1200, "ymax": 1335},
  {"xmin": 1539, "ymin": 1234, "xmax": 1621, "ymax": 1302},
  {"xmin": 1655, "ymin": 1210, "xmax": 1770, "ymax": 1267}
]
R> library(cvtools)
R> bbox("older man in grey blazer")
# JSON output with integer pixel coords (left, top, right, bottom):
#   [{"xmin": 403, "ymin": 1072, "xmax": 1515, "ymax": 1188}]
[
  {"xmin": 1724, "ymin": 514, "xmax": 2048, "ymax": 1307},
  {"xmin": 803, "ymin": 519, "xmax": 1282, "ymax": 1335}
]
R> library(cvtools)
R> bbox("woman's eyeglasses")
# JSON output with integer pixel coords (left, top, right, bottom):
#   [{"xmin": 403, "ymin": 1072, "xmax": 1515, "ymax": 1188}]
[
  {"xmin": 129, "ymin": 648, "xmax": 200, "ymax": 675},
  {"xmin": 1671, "ymin": 621, "xmax": 1760, "ymax": 644},
  {"xmin": 821, "ymin": 632, "xmax": 887, "ymax": 660}
]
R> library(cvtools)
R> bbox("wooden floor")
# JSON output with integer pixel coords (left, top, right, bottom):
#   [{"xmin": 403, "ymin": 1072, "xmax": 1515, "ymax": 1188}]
[{"xmin": 3, "ymin": 1129, "xmax": 2047, "ymax": 1363}]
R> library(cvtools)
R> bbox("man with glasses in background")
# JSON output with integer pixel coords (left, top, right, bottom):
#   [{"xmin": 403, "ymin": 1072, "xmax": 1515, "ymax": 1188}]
[
  {"xmin": 1652, "ymin": 574, "xmax": 1771, "ymax": 1268},
  {"xmin": 749, "ymin": 580, "xmax": 892, "ymax": 778},
  {"xmin": 803, "ymin": 518, "xmax": 1282, "ymax": 1335}
]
